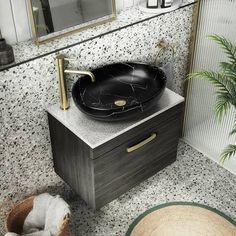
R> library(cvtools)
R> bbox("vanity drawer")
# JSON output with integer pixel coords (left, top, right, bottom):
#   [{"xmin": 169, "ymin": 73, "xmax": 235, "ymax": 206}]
[
  {"xmin": 93, "ymin": 103, "xmax": 183, "ymax": 158},
  {"xmin": 93, "ymin": 103, "xmax": 183, "ymax": 207}
]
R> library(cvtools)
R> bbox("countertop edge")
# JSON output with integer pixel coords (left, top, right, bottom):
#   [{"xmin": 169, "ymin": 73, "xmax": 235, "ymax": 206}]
[{"xmin": 46, "ymin": 88, "xmax": 184, "ymax": 149}]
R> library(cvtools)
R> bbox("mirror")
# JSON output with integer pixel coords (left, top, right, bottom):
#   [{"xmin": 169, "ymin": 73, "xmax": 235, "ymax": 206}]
[{"xmin": 28, "ymin": 0, "xmax": 116, "ymax": 44}]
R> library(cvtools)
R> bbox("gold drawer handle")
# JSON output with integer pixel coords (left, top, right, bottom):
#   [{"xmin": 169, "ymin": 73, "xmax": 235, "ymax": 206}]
[{"xmin": 126, "ymin": 133, "xmax": 157, "ymax": 153}]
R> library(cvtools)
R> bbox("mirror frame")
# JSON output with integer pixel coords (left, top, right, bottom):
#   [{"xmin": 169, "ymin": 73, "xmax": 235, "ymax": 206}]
[{"xmin": 28, "ymin": 0, "xmax": 117, "ymax": 45}]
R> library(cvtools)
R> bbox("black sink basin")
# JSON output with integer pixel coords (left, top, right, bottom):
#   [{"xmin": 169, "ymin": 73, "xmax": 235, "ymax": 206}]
[{"xmin": 72, "ymin": 62, "xmax": 166, "ymax": 121}]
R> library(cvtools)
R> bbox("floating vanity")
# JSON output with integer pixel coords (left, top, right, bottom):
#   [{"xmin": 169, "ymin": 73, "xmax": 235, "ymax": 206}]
[{"xmin": 47, "ymin": 88, "xmax": 184, "ymax": 209}]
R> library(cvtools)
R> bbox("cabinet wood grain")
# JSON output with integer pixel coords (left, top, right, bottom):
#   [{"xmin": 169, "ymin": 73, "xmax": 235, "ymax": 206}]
[
  {"xmin": 48, "ymin": 114, "xmax": 96, "ymax": 208},
  {"xmin": 48, "ymin": 102, "xmax": 184, "ymax": 209}
]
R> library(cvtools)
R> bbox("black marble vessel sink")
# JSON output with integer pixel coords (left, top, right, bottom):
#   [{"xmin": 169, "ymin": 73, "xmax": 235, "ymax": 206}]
[{"xmin": 72, "ymin": 62, "xmax": 166, "ymax": 121}]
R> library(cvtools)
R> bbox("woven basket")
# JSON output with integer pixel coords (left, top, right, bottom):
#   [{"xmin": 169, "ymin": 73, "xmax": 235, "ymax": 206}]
[{"xmin": 5, "ymin": 196, "xmax": 71, "ymax": 236}]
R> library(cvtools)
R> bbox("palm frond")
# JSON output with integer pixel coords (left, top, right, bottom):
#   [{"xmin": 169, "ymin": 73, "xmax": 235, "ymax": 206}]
[
  {"xmin": 214, "ymin": 94, "xmax": 232, "ymax": 121},
  {"xmin": 220, "ymin": 62, "xmax": 236, "ymax": 71},
  {"xmin": 187, "ymin": 71, "xmax": 229, "ymax": 94},
  {"xmin": 229, "ymin": 128, "xmax": 236, "ymax": 136},
  {"xmin": 188, "ymin": 71, "xmax": 236, "ymax": 108},
  {"xmin": 208, "ymin": 35, "xmax": 236, "ymax": 64},
  {"xmin": 229, "ymin": 113, "xmax": 236, "ymax": 137},
  {"xmin": 220, "ymin": 62, "xmax": 236, "ymax": 78},
  {"xmin": 187, "ymin": 35, "xmax": 236, "ymax": 162},
  {"xmin": 219, "ymin": 75, "xmax": 236, "ymax": 105},
  {"xmin": 220, "ymin": 144, "xmax": 236, "ymax": 163}
]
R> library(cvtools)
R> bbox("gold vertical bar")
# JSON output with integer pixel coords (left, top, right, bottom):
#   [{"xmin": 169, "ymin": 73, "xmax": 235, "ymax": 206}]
[
  {"xmin": 186, "ymin": 0, "xmax": 201, "ymax": 74},
  {"xmin": 182, "ymin": 0, "xmax": 201, "ymax": 136},
  {"xmin": 56, "ymin": 55, "xmax": 69, "ymax": 110},
  {"xmin": 28, "ymin": 0, "xmax": 40, "ymax": 45},
  {"xmin": 112, "ymin": 0, "xmax": 117, "ymax": 18}
]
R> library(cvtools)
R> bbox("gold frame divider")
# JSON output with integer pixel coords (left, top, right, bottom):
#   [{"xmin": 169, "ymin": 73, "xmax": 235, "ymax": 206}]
[{"xmin": 182, "ymin": 0, "xmax": 201, "ymax": 137}]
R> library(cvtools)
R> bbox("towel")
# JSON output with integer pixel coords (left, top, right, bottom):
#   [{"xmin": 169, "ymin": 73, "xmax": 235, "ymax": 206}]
[
  {"xmin": 5, "ymin": 233, "xmax": 20, "ymax": 236},
  {"xmin": 23, "ymin": 193, "xmax": 54, "ymax": 233},
  {"xmin": 5, "ymin": 193, "xmax": 70, "ymax": 236},
  {"xmin": 24, "ymin": 231, "xmax": 51, "ymax": 236},
  {"xmin": 45, "ymin": 196, "xmax": 70, "ymax": 236},
  {"xmin": 5, "ymin": 231, "xmax": 51, "ymax": 236}
]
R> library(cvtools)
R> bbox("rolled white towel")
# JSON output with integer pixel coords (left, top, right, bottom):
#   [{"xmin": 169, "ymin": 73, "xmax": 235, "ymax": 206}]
[
  {"xmin": 23, "ymin": 230, "xmax": 51, "ymax": 236},
  {"xmin": 23, "ymin": 228, "xmax": 39, "ymax": 234},
  {"xmin": 5, "ymin": 230, "xmax": 51, "ymax": 236},
  {"xmin": 5, "ymin": 233, "xmax": 20, "ymax": 236},
  {"xmin": 23, "ymin": 193, "xmax": 54, "ymax": 234},
  {"xmin": 45, "ymin": 195, "xmax": 70, "ymax": 236}
]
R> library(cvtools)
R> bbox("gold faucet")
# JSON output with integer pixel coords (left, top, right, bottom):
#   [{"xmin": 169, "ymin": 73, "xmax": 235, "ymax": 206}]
[
  {"xmin": 155, "ymin": 39, "xmax": 175, "ymax": 65},
  {"xmin": 55, "ymin": 54, "xmax": 96, "ymax": 110}
]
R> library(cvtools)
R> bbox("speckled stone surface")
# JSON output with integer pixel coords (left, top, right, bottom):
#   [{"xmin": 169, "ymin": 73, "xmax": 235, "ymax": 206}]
[
  {"xmin": 0, "ymin": 1, "xmax": 196, "ymax": 72},
  {"xmin": 67, "ymin": 141, "xmax": 236, "ymax": 236},
  {"xmin": 1, "ymin": 141, "xmax": 235, "ymax": 235},
  {"xmin": 0, "ymin": 3, "xmax": 193, "ymax": 221},
  {"xmin": 47, "ymin": 89, "xmax": 184, "ymax": 148}
]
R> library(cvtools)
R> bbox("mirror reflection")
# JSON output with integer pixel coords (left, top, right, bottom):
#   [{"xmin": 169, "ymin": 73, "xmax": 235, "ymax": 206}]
[{"xmin": 30, "ymin": 0, "xmax": 115, "ymax": 40}]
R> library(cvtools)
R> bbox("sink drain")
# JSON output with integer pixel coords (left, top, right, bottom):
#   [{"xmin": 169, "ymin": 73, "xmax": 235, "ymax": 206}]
[{"xmin": 114, "ymin": 99, "xmax": 127, "ymax": 107}]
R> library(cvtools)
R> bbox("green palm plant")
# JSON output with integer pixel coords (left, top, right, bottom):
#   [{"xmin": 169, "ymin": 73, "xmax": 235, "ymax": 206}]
[{"xmin": 187, "ymin": 35, "xmax": 236, "ymax": 163}]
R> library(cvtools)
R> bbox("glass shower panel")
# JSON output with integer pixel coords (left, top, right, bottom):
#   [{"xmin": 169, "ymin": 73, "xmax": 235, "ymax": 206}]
[{"xmin": 183, "ymin": 0, "xmax": 236, "ymax": 174}]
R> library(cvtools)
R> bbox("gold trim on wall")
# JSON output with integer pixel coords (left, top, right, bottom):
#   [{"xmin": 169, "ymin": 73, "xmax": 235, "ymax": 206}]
[
  {"xmin": 28, "ymin": 0, "xmax": 117, "ymax": 45},
  {"xmin": 182, "ymin": 0, "xmax": 201, "ymax": 136},
  {"xmin": 186, "ymin": 0, "xmax": 201, "ymax": 75}
]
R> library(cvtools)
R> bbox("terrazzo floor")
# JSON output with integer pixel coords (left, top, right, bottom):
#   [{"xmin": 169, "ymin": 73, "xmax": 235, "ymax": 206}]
[
  {"xmin": 68, "ymin": 141, "xmax": 236, "ymax": 235},
  {"xmin": 1, "ymin": 141, "xmax": 236, "ymax": 235}
]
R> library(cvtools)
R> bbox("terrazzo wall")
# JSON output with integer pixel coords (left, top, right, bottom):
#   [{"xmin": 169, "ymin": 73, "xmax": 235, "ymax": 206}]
[
  {"xmin": 0, "ymin": 5, "xmax": 193, "ymax": 208},
  {"xmin": 0, "ymin": 0, "xmax": 143, "ymax": 44}
]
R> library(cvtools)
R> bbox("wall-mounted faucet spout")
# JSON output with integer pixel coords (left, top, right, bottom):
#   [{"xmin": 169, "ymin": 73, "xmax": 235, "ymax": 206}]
[{"xmin": 55, "ymin": 54, "xmax": 96, "ymax": 110}]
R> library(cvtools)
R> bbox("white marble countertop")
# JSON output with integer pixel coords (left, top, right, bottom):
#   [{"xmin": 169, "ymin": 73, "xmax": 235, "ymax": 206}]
[{"xmin": 46, "ymin": 88, "xmax": 184, "ymax": 148}]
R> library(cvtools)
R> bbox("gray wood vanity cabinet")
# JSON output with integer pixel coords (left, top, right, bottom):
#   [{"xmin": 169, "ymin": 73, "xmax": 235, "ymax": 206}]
[{"xmin": 47, "ymin": 89, "xmax": 184, "ymax": 209}]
